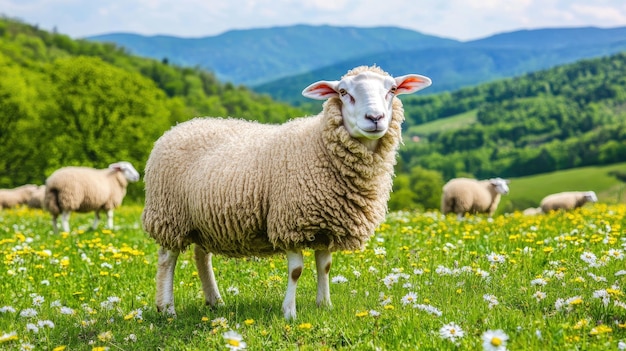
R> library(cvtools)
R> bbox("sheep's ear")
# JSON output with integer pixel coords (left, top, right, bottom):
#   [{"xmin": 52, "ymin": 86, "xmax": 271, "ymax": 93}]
[
  {"xmin": 302, "ymin": 80, "xmax": 340, "ymax": 100},
  {"xmin": 394, "ymin": 74, "xmax": 432, "ymax": 95}
]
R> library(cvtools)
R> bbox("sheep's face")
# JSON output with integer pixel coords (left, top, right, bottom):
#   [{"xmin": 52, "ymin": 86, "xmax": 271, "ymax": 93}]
[
  {"xmin": 109, "ymin": 162, "xmax": 141, "ymax": 182},
  {"xmin": 490, "ymin": 178, "xmax": 510, "ymax": 195},
  {"xmin": 302, "ymin": 68, "xmax": 431, "ymax": 149},
  {"xmin": 584, "ymin": 191, "xmax": 598, "ymax": 202}
]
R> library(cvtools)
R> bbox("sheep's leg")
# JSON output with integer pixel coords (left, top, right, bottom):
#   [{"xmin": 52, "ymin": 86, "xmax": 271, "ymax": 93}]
[
  {"xmin": 106, "ymin": 209, "xmax": 114, "ymax": 229},
  {"xmin": 61, "ymin": 211, "xmax": 71, "ymax": 233},
  {"xmin": 282, "ymin": 250, "xmax": 303, "ymax": 320},
  {"xmin": 315, "ymin": 249, "xmax": 332, "ymax": 308},
  {"xmin": 92, "ymin": 211, "xmax": 100, "ymax": 230},
  {"xmin": 156, "ymin": 247, "xmax": 179, "ymax": 316},
  {"xmin": 51, "ymin": 214, "xmax": 59, "ymax": 234},
  {"xmin": 194, "ymin": 245, "xmax": 223, "ymax": 307}
]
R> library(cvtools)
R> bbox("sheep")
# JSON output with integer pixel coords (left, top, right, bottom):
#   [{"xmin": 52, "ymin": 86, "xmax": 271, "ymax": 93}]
[
  {"xmin": 27, "ymin": 185, "xmax": 46, "ymax": 209},
  {"xmin": 44, "ymin": 161, "xmax": 140, "ymax": 233},
  {"xmin": 441, "ymin": 177, "xmax": 510, "ymax": 218},
  {"xmin": 540, "ymin": 191, "xmax": 597, "ymax": 212},
  {"xmin": 522, "ymin": 207, "xmax": 543, "ymax": 216},
  {"xmin": 0, "ymin": 184, "xmax": 38, "ymax": 210},
  {"xmin": 142, "ymin": 65, "xmax": 432, "ymax": 320}
]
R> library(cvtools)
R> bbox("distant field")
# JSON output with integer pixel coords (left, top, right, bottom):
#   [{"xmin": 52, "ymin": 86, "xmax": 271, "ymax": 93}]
[
  {"xmin": 500, "ymin": 162, "xmax": 626, "ymax": 212},
  {"xmin": 407, "ymin": 109, "xmax": 477, "ymax": 137}
]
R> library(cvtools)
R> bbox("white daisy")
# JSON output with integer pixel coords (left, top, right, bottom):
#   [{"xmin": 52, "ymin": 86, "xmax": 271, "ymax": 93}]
[
  {"xmin": 439, "ymin": 322, "xmax": 465, "ymax": 342},
  {"xmin": 481, "ymin": 329, "xmax": 508, "ymax": 351}
]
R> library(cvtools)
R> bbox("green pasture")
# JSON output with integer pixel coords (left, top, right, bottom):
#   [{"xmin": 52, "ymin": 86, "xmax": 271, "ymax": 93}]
[
  {"xmin": 407, "ymin": 110, "xmax": 477, "ymax": 137},
  {"xmin": 500, "ymin": 163, "xmax": 626, "ymax": 213},
  {"xmin": 1, "ymin": 203, "xmax": 625, "ymax": 350}
]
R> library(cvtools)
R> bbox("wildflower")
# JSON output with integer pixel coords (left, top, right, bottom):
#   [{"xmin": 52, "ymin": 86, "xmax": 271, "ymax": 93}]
[
  {"xmin": 20, "ymin": 342, "xmax": 35, "ymax": 351},
  {"xmin": 31, "ymin": 294, "xmax": 44, "ymax": 307},
  {"xmin": 414, "ymin": 304, "xmax": 442, "ymax": 316},
  {"xmin": 616, "ymin": 270, "xmax": 626, "ymax": 276},
  {"xmin": 589, "ymin": 324, "xmax": 612, "ymax": 336},
  {"xmin": 0, "ymin": 332, "xmax": 18, "ymax": 343},
  {"xmin": 0, "ymin": 306, "xmax": 16, "ymax": 313},
  {"xmin": 60, "ymin": 307, "xmax": 75, "ymax": 315},
  {"xmin": 223, "ymin": 330, "xmax": 246, "ymax": 350},
  {"xmin": 355, "ymin": 311, "xmax": 368, "ymax": 317},
  {"xmin": 382, "ymin": 273, "xmax": 399, "ymax": 288},
  {"xmin": 20, "ymin": 308, "xmax": 38, "ymax": 318},
  {"xmin": 487, "ymin": 252, "xmax": 506, "ymax": 264},
  {"xmin": 580, "ymin": 251, "xmax": 598, "ymax": 266},
  {"xmin": 52, "ymin": 346, "xmax": 66, "ymax": 351},
  {"xmin": 592, "ymin": 289, "xmax": 611, "ymax": 306},
  {"xmin": 226, "ymin": 286, "xmax": 240, "ymax": 295},
  {"xmin": 298, "ymin": 323, "xmax": 312, "ymax": 330},
  {"xmin": 587, "ymin": 272, "xmax": 607, "ymax": 282},
  {"xmin": 97, "ymin": 331, "xmax": 113, "ymax": 342},
  {"xmin": 532, "ymin": 291, "xmax": 546, "ymax": 302},
  {"xmin": 26, "ymin": 323, "xmax": 39, "ymax": 333},
  {"xmin": 607, "ymin": 249, "xmax": 624, "ymax": 260},
  {"xmin": 439, "ymin": 322, "xmax": 465, "ymax": 343},
  {"xmin": 530, "ymin": 278, "xmax": 547, "ymax": 286},
  {"xmin": 40, "ymin": 279, "xmax": 50, "ymax": 286},
  {"xmin": 369, "ymin": 310, "xmax": 380, "ymax": 317},
  {"xmin": 352, "ymin": 270, "xmax": 361, "ymax": 278},
  {"xmin": 374, "ymin": 247, "xmax": 386, "ymax": 256},
  {"xmin": 401, "ymin": 292, "xmax": 418, "ymax": 305},
  {"xmin": 124, "ymin": 334, "xmax": 137, "ymax": 342},
  {"xmin": 482, "ymin": 329, "xmax": 508, "ymax": 351},
  {"xmin": 212, "ymin": 317, "xmax": 229, "ymax": 328},
  {"xmin": 618, "ymin": 341, "xmax": 626, "ymax": 350},
  {"xmin": 483, "ymin": 294, "xmax": 499, "ymax": 309},
  {"xmin": 37, "ymin": 320, "xmax": 55, "ymax": 329},
  {"xmin": 331, "ymin": 275, "xmax": 348, "ymax": 284}
]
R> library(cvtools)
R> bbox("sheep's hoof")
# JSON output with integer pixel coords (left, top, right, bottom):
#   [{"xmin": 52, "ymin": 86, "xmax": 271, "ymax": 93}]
[
  {"xmin": 157, "ymin": 304, "xmax": 177, "ymax": 317},
  {"xmin": 205, "ymin": 299, "xmax": 225, "ymax": 310}
]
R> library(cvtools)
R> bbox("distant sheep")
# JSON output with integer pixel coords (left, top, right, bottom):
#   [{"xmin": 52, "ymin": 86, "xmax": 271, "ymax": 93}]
[
  {"xmin": 0, "ymin": 184, "xmax": 38, "ymax": 210},
  {"xmin": 142, "ymin": 65, "xmax": 432, "ymax": 319},
  {"xmin": 44, "ymin": 162, "xmax": 140, "ymax": 233},
  {"xmin": 441, "ymin": 177, "xmax": 510, "ymax": 218},
  {"xmin": 522, "ymin": 207, "xmax": 543, "ymax": 216},
  {"xmin": 540, "ymin": 191, "xmax": 597, "ymax": 212},
  {"xmin": 27, "ymin": 185, "xmax": 46, "ymax": 209}
]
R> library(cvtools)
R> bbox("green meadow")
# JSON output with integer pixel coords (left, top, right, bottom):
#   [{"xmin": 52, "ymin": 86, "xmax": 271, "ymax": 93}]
[{"xmin": 1, "ymin": 202, "xmax": 625, "ymax": 350}]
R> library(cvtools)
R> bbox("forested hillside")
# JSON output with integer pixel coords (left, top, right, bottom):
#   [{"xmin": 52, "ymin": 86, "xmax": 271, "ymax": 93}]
[
  {"xmin": 0, "ymin": 17, "xmax": 302, "ymax": 200},
  {"xmin": 388, "ymin": 52, "xmax": 626, "ymax": 210}
]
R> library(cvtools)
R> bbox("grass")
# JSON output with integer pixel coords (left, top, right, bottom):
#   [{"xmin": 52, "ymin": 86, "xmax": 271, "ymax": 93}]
[
  {"xmin": 1, "ymin": 204, "xmax": 625, "ymax": 350},
  {"xmin": 501, "ymin": 162, "xmax": 626, "ymax": 212},
  {"xmin": 407, "ymin": 109, "xmax": 477, "ymax": 137}
]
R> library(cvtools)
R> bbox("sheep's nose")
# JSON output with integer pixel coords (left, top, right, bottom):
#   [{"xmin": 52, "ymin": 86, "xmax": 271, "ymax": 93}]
[{"xmin": 366, "ymin": 114, "xmax": 384, "ymax": 123}]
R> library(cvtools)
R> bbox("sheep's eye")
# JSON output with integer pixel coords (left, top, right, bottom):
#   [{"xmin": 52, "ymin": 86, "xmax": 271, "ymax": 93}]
[
  {"xmin": 389, "ymin": 86, "xmax": 398, "ymax": 94},
  {"xmin": 339, "ymin": 88, "xmax": 348, "ymax": 97}
]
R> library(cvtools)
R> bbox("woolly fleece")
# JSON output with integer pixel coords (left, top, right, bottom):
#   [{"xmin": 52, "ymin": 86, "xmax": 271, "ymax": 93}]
[
  {"xmin": 44, "ymin": 167, "xmax": 130, "ymax": 215},
  {"xmin": 441, "ymin": 178, "xmax": 502, "ymax": 216},
  {"xmin": 0, "ymin": 184, "xmax": 38, "ymax": 209},
  {"xmin": 540, "ymin": 191, "xmax": 595, "ymax": 212},
  {"xmin": 142, "ymin": 67, "xmax": 405, "ymax": 257}
]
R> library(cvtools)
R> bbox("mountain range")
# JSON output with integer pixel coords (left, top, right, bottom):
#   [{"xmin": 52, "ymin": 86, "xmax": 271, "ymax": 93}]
[{"xmin": 88, "ymin": 25, "xmax": 626, "ymax": 104}]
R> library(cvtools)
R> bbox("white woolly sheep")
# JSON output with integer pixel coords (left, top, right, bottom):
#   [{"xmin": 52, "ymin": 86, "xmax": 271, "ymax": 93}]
[
  {"xmin": 522, "ymin": 207, "xmax": 543, "ymax": 216},
  {"xmin": 540, "ymin": 191, "xmax": 597, "ymax": 212},
  {"xmin": 142, "ymin": 65, "xmax": 432, "ymax": 320},
  {"xmin": 441, "ymin": 177, "xmax": 510, "ymax": 218},
  {"xmin": 27, "ymin": 185, "xmax": 46, "ymax": 209},
  {"xmin": 0, "ymin": 184, "xmax": 38, "ymax": 210},
  {"xmin": 44, "ymin": 162, "xmax": 140, "ymax": 233}
]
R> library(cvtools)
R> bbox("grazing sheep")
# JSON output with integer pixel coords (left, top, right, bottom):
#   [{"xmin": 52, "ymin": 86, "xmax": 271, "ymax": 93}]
[
  {"xmin": 522, "ymin": 207, "xmax": 543, "ymax": 216},
  {"xmin": 0, "ymin": 184, "xmax": 38, "ymax": 210},
  {"xmin": 142, "ymin": 65, "xmax": 432, "ymax": 320},
  {"xmin": 44, "ymin": 162, "xmax": 140, "ymax": 233},
  {"xmin": 540, "ymin": 191, "xmax": 598, "ymax": 212},
  {"xmin": 27, "ymin": 185, "xmax": 46, "ymax": 209},
  {"xmin": 441, "ymin": 177, "xmax": 510, "ymax": 218}
]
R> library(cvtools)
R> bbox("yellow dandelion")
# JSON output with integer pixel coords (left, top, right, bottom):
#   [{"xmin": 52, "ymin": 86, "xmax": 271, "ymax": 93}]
[
  {"xmin": 298, "ymin": 323, "xmax": 313, "ymax": 330},
  {"xmin": 589, "ymin": 325, "xmax": 612, "ymax": 336},
  {"xmin": 384, "ymin": 305, "xmax": 395, "ymax": 310},
  {"xmin": 355, "ymin": 311, "xmax": 368, "ymax": 317},
  {"xmin": 244, "ymin": 319, "xmax": 254, "ymax": 326},
  {"xmin": 201, "ymin": 316, "xmax": 209, "ymax": 322},
  {"xmin": 97, "ymin": 331, "xmax": 113, "ymax": 342},
  {"xmin": 52, "ymin": 346, "xmax": 67, "ymax": 351},
  {"xmin": 543, "ymin": 247, "xmax": 554, "ymax": 254},
  {"xmin": 0, "ymin": 332, "xmax": 18, "ymax": 343}
]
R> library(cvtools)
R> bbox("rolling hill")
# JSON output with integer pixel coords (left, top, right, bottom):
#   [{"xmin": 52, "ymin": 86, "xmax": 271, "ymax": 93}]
[{"xmin": 88, "ymin": 25, "xmax": 626, "ymax": 105}]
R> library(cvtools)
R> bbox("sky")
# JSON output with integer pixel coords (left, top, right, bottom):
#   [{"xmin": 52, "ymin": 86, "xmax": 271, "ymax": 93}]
[{"xmin": 2, "ymin": 0, "xmax": 626, "ymax": 41}]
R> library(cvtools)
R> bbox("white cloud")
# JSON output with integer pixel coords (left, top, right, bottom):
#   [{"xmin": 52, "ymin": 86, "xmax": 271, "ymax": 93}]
[{"xmin": 0, "ymin": 0, "xmax": 625, "ymax": 40}]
